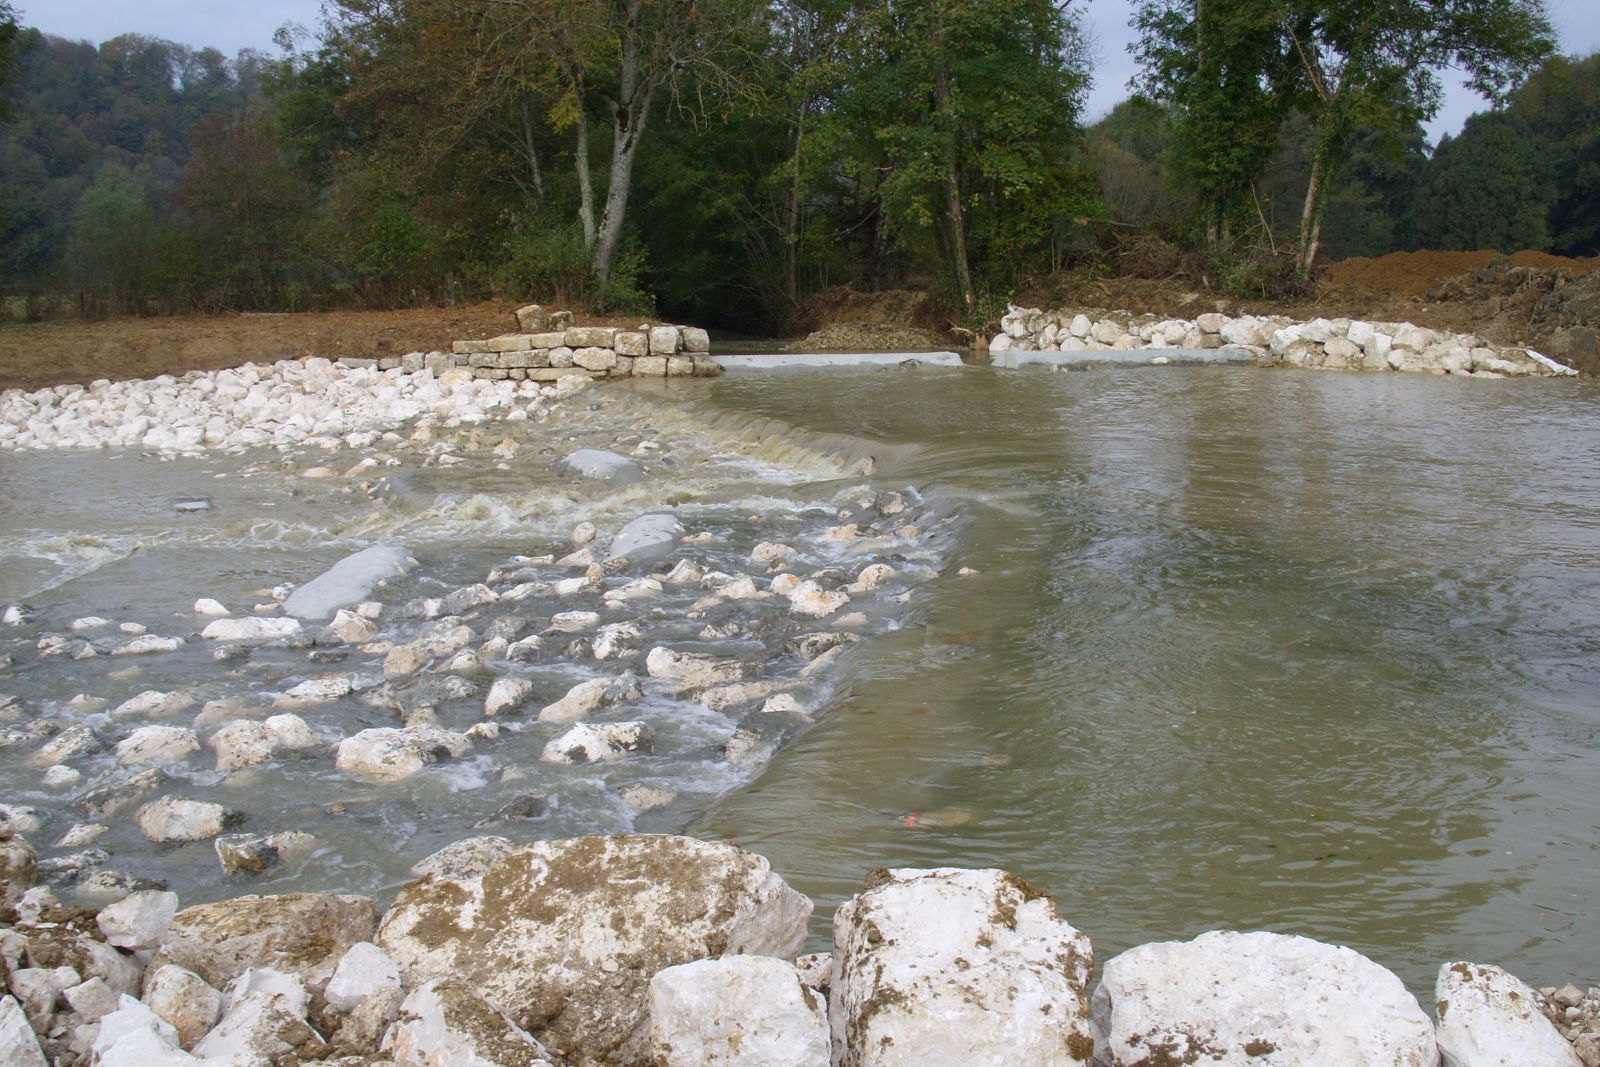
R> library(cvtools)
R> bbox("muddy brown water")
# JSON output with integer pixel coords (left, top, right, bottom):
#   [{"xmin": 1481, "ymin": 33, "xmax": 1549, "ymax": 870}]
[
  {"xmin": 2, "ymin": 363, "xmax": 1597, "ymax": 996},
  {"xmin": 677, "ymin": 365, "xmax": 1600, "ymax": 991}
]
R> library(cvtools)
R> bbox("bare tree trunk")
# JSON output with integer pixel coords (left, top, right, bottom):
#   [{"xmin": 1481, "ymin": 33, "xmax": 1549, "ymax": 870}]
[
  {"xmin": 1297, "ymin": 142, "xmax": 1326, "ymax": 277},
  {"xmin": 575, "ymin": 106, "xmax": 597, "ymax": 251},
  {"xmin": 518, "ymin": 98, "xmax": 544, "ymax": 202},
  {"xmin": 592, "ymin": 91, "xmax": 654, "ymax": 303}
]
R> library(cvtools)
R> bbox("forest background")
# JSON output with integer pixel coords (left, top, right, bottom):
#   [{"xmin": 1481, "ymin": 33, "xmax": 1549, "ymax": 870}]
[{"xmin": 0, "ymin": 0, "xmax": 1595, "ymax": 334}]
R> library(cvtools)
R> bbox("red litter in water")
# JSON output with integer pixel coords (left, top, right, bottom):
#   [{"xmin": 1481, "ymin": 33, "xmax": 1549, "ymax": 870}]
[{"xmin": 901, "ymin": 812, "xmax": 923, "ymax": 828}]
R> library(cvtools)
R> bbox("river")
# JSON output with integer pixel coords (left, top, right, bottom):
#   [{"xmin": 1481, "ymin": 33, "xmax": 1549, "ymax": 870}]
[{"xmin": 2, "ymin": 361, "xmax": 1597, "ymax": 995}]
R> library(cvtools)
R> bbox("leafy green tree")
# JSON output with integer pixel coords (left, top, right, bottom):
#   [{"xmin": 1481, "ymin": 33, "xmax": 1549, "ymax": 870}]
[
  {"xmin": 1409, "ymin": 111, "xmax": 1551, "ymax": 252},
  {"xmin": 1509, "ymin": 51, "xmax": 1600, "ymax": 254},
  {"xmin": 839, "ymin": 0, "xmax": 1091, "ymax": 316},
  {"xmin": 62, "ymin": 162, "xmax": 160, "ymax": 315},
  {"xmin": 1135, "ymin": 0, "xmax": 1555, "ymax": 276}
]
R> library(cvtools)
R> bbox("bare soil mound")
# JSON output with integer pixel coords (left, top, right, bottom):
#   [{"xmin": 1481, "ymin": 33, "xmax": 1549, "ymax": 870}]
[
  {"xmin": 791, "ymin": 287, "xmax": 951, "ymax": 335},
  {"xmin": 1328, "ymin": 250, "xmax": 1600, "ymax": 300},
  {"xmin": 0, "ymin": 304, "xmax": 526, "ymax": 391}
]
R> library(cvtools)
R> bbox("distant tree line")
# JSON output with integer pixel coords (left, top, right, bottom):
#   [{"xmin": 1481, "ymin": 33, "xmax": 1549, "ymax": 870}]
[{"xmin": 0, "ymin": 0, "xmax": 1589, "ymax": 327}]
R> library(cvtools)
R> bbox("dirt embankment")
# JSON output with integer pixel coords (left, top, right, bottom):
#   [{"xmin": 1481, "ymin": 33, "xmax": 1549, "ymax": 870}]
[{"xmin": 5, "ymin": 251, "xmax": 1599, "ymax": 391}]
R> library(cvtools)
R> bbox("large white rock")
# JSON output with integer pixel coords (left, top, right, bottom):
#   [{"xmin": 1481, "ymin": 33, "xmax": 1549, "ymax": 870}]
[
  {"xmin": 325, "ymin": 941, "xmax": 403, "ymax": 1013},
  {"xmin": 200, "ymin": 616, "xmax": 302, "ymax": 642},
  {"xmin": 335, "ymin": 726, "xmax": 472, "ymax": 781},
  {"xmin": 0, "ymin": 994, "xmax": 48, "ymax": 1067},
  {"xmin": 1093, "ymin": 930, "xmax": 1438, "ymax": 1066},
  {"xmin": 559, "ymin": 448, "xmax": 645, "ymax": 485},
  {"xmin": 381, "ymin": 979, "xmax": 554, "ymax": 1066},
  {"xmin": 539, "ymin": 721, "xmax": 651, "ymax": 764},
  {"xmin": 646, "ymin": 646, "xmax": 757, "ymax": 688},
  {"xmin": 606, "ymin": 513, "xmax": 684, "ymax": 566},
  {"xmin": 97, "ymin": 889, "xmax": 180, "ymax": 949},
  {"xmin": 92, "ymin": 994, "xmax": 196, "ymax": 1066},
  {"xmin": 115, "ymin": 725, "xmax": 199, "ymax": 768},
  {"xmin": 648, "ymin": 955, "xmax": 829, "ymax": 1066},
  {"xmin": 191, "ymin": 985, "xmax": 322, "ymax": 1065},
  {"xmin": 538, "ymin": 676, "xmax": 637, "ymax": 724},
  {"xmin": 376, "ymin": 834, "xmax": 812, "ymax": 1064},
  {"xmin": 135, "ymin": 797, "xmax": 232, "ymax": 843},
  {"xmin": 281, "ymin": 545, "xmax": 414, "ymax": 620},
  {"xmin": 484, "ymin": 676, "xmax": 534, "ymax": 717},
  {"xmin": 1435, "ymin": 961, "xmax": 1582, "ymax": 1067},
  {"xmin": 830, "ymin": 867, "xmax": 1093, "ymax": 1065}
]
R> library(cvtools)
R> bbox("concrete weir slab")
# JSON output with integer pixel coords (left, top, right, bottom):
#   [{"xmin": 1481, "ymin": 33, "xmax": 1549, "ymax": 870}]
[
  {"xmin": 712, "ymin": 351, "xmax": 964, "ymax": 370},
  {"xmin": 994, "ymin": 347, "xmax": 1254, "ymax": 369}
]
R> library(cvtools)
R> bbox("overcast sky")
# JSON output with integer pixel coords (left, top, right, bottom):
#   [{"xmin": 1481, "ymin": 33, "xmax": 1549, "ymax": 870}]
[{"xmin": 17, "ymin": 0, "xmax": 1600, "ymax": 143}]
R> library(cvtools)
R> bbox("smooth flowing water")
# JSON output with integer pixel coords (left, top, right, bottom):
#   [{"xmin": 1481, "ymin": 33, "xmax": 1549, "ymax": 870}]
[
  {"xmin": 679, "ymin": 366, "xmax": 1600, "ymax": 991},
  {"xmin": 2, "ymin": 363, "xmax": 1596, "ymax": 996}
]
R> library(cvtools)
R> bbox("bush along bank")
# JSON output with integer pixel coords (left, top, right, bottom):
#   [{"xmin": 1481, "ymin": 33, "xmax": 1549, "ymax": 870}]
[
  {"xmin": 1, "ymin": 831, "xmax": 1597, "ymax": 1066},
  {"xmin": 991, "ymin": 306, "xmax": 1580, "ymax": 378}
]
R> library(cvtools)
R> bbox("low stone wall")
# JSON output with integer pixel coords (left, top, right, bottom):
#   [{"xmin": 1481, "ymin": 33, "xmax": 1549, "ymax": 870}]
[
  {"xmin": 2, "ymin": 832, "xmax": 1596, "ymax": 1066},
  {"xmin": 992, "ymin": 305, "xmax": 1578, "ymax": 378},
  {"xmin": 449, "ymin": 315, "xmax": 721, "ymax": 382}
]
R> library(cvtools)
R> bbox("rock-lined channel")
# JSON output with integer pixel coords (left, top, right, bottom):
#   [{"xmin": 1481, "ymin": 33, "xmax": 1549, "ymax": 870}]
[{"xmin": 3, "ymin": 342, "xmax": 1599, "ymax": 1065}]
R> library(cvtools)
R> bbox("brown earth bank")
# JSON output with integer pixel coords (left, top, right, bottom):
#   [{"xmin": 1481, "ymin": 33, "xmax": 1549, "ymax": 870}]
[{"xmin": 5, "ymin": 250, "xmax": 1600, "ymax": 390}]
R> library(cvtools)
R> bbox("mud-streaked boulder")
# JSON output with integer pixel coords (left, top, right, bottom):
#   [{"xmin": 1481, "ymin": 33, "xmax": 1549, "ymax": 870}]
[
  {"xmin": 830, "ymin": 867, "xmax": 1093, "ymax": 1066},
  {"xmin": 381, "ymin": 979, "xmax": 555, "ymax": 1067},
  {"xmin": 1092, "ymin": 930, "xmax": 1438, "ymax": 1066},
  {"xmin": 325, "ymin": 942, "xmax": 403, "ymax": 1014},
  {"xmin": 648, "ymin": 955, "xmax": 829, "ymax": 1066},
  {"xmin": 376, "ymin": 834, "xmax": 812, "ymax": 1064},
  {"xmin": 142, "ymin": 965, "xmax": 224, "ymax": 1049},
  {"xmin": 1, "ymin": 835, "xmax": 36, "ymax": 905},
  {"xmin": 1435, "ymin": 961, "xmax": 1581, "ymax": 1067},
  {"xmin": 145, "ymin": 892, "xmax": 377, "ymax": 995},
  {"xmin": 0, "ymin": 994, "xmax": 48, "ymax": 1067}
]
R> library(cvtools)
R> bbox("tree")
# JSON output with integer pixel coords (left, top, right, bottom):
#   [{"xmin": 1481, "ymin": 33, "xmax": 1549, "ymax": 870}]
[
  {"xmin": 1409, "ymin": 111, "xmax": 1551, "ymax": 252},
  {"xmin": 840, "ymin": 0, "xmax": 1091, "ymax": 316},
  {"xmin": 1134, "ymin": 0, "xmax": 1556, "ymax": 275},
  {"xmin": 0, "ymin": 1, "xmax": 20, "ymax": 117},
  {"xmin": 62, "ymin": 163, "xmax": 160, "ymax": 315},
  {"xmin": 1509, "ymin": 51, "xmax": 1600, "ymax": 255},
  {"xmin": 467, "ymin": 0, "xmax": 765, "ymax": 304},
  {"xmin": 1133, "ymin": 0, "xmax": 1291, "ymax": 244}
]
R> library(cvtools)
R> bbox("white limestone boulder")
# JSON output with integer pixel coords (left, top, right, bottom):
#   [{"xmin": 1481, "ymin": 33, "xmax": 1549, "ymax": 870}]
[
  {"xmin": 484, "ymin": 676, "xmax": 534, "ymax": 717},
  {"xmin": 539, "ymin": 721, "xmax": 652, "ymax": 764},
  {"xmin": 606, "ymin": 513, "xmax": 684, "ymax": 567},
  {"xmin": 116, "ymin": 725, "xmax": 199, "ymax": 768},
  {"xmin": 1, "ymin": 835, "xmax": 37, "ymax": 905},
  {"xmin": 200, "ymin": 617, "xmax": 302, "ymax": 641},
  {"xmin": 97, "ymin": 889, "xmax": 180, "ymax": 949},
  {"xmin": 335, "ymin": 726, "xmax": 472, "ymax": 781},
  {"xmin": 192, "ymin": 983, "xmax": 323, "ymax": 1065},
  {"xmin": 830, "ymin": 867, "xmax": 1093, "ymax": 1065},
  {"xmin": 325, "ymin": 942, "xmax": 403, "ymax": 1014},
  {"xmin": 1092, "ymin": 930, "xmax": 1438, "ymax": 1066},
  {"xmin": 135, "ymin": 797, "xmax": 233, "ymax": 843},
  {"xmin": 375, "ymin": 834, "xmax": 812, "ymax": 1064},
  {"xmin": 559, "ymin": 448, "xmax": 645, "ymax": 485},
  {"xmin": 646, "ymin": 646, "xmax": 758, "ymax": 689},
  {"xmin": 381, "ymin": 979, "xmax": 555, "ymax": 1066},
  {"xmin": 91, "ymin": 994, "xmax": 196, "ymax": 1066},
  {"xmin": 281, "ymin": 545, "xmax": 414, "ymax": 620},
  {"xmin": 1435, "ymin": 961, "xmax": 1581, "ymax": 1067},
  {"xmin": 648, "ymin": 955, "xmax": 829, "ymax": 1066},
  {"xmin": 0, "ymin": 994, "xmax": 48, "ymax": 1067}
]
